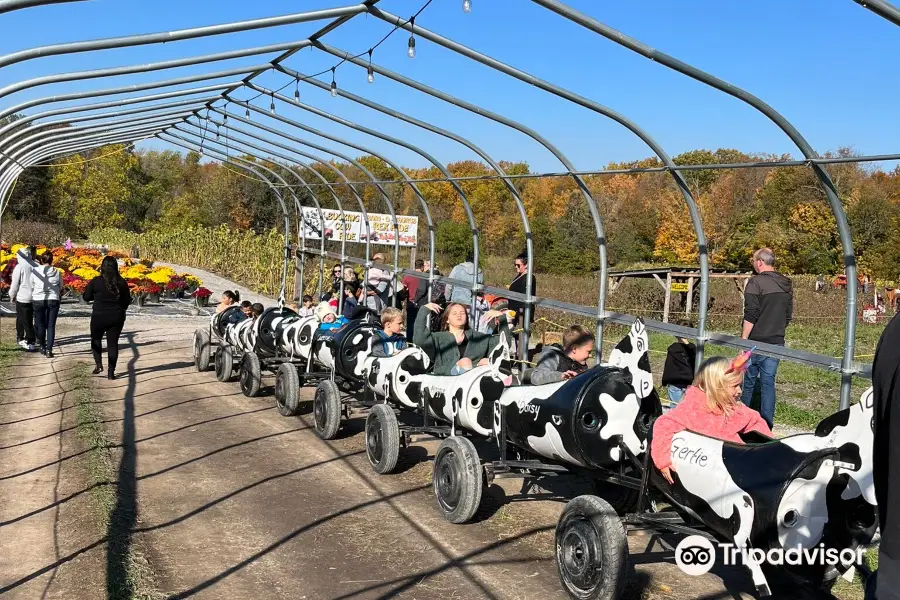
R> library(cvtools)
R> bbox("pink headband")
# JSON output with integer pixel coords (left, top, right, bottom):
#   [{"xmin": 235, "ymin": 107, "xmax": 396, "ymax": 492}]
[{"xmin": 726, "ymin": 347, "xmax": 755, "ymax": 374}]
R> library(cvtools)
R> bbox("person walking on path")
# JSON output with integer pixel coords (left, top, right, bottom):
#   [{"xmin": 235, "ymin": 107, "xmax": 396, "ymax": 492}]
[
  {"xmin": 740, "ymin": 247, "xmax": 793, "ymax": 428},
  {"xmin": 83, "ymin": 256, "xmax": 131, "ymax": 380},
  {"xmin": 8, "ymin": 245, "xmax": 37, "ymax": 351},
  {"xmin": 30, "ymin": 251, "xmax": 61, "ymax": 357},
  {"xmin": 445, "ymin": 252, "xmax": 483, "ymax": 309}
]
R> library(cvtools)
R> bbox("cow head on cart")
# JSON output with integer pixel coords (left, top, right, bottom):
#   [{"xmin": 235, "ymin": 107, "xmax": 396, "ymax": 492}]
[{"xmin": 493, "ymin": 318, "xmax": 662, "ymax": 467}]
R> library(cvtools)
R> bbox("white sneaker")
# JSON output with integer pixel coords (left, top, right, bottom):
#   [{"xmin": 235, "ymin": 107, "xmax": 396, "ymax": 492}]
[
  {"xmin": 27, "ymin": 344, "xmax": 37, "ymax": 352},
  {"xmin": 17, "ymin": 340, "xmax": 28, "ymax": 349}
]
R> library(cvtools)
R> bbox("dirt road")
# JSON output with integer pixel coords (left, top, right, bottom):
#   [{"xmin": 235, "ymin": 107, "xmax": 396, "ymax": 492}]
[
  {"xmin": 2, "ymin": 311, "xmax": 796, "ymax": 599},
  {"xmin": 73, "ymin": 316, "xmax": 763, "ymax": 600},
  {"xmin": 0, "ymin": 327, "xmax": 105, "ymax": 600}
]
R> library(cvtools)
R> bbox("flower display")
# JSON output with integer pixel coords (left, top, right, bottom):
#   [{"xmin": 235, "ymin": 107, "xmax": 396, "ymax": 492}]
[
  {"xmin": 2, "ymin": 242, "xmax": 204, "ymax": 303},
  {"xmin": 193, "ymin": 286, "xmax": 213, "ymax": 298}
]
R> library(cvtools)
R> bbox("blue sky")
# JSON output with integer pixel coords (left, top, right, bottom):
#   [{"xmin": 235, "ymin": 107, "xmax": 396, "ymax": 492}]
[{"xmin": 1, "ymin": 0, "xmax": 897, "ymax": 173}]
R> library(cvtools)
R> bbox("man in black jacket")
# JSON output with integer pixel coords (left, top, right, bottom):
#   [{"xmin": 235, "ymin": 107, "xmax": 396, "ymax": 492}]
[{"xmin": 740, "ymin": 248, "xmax": 793, "ymax": 428}]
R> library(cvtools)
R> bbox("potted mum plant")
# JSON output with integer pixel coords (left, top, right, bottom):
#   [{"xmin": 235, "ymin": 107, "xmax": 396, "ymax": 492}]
[
  {"xmin": 193, "ymin": 286, "xmax": 213, "ymax": 308},
  {"xmin": 166, "ymin": 276, "xmax": 188, "ymax": 299},
  {"xmin": 65, "ymin": 275, "xmax": 89, "ymax": 303},
  {"xmin": 128, "ymin": 281, "xmax": 146, "ymax": 308},
  {"xmin": 144, "ymin": 282, "xmax": 162, "ymax": 303}
]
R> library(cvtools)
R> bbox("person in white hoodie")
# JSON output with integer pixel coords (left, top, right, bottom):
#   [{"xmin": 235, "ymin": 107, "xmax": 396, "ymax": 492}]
[
  {"xmin": 31, "ymin": 251, "xmax": 62, "ymax": 357},
  {"xmin": 8, "ymin": 245, "xmax": 36, "ymax": 351}
]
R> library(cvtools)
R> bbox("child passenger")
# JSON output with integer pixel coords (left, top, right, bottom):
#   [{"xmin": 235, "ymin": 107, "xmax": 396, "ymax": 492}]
[
  {"xmin": 342, "ymin": 282, "xmax": 360, "ymax": 320},
  {"xmin": 661, "ymin": 320, "xmax": 697, "ymax": 407},
  {"xmin": 315, "ymin": 301, "xmax": 348, "ymax": 332},
  {"xmin": 371, "ymin": 307, "xmax": 408, "ymax": 357},
  {"xmin": 530, "ymin": 324, "xmax": 595, "ymax": 385},
  {"xmin": 650, "ymin": 352, "xmax": 772, "ymax": 485},
  {"xmin": 297, "ymin": 295, "xmax": 315, "ymax": 317}
]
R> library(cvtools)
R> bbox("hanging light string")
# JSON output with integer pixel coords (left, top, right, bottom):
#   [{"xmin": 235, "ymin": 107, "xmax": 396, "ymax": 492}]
[{"xmin": 235, "ymin": 0, "xmax": 435, "ymax": 107}]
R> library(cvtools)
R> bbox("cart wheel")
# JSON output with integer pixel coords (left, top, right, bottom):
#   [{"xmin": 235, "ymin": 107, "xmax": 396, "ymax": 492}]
[
  {"xmin": 433, "ymin": 436, "xmax": 483, "ymax": 524},
  {"xmin": 239, "ymin": 353, "xmax": 262, "ymax": 397},
  {"xmin": 193, "ymin": 328, "xmax": 211, "ymax": 372},
  {"xmin": 366, "ymin": 404, "xmax": 400, "ymax": 474},
  {"xmin": 593, "ymin": 481, "xmax": 640, "ymax": 516},
  {"xmin": 215, "ymin": 345, "xmax": 234, "ymax": 382},
  {"xmin": 275, "ymin": 363, "xmax": 300, "ymax": 416},
  {"xmin": 555, "ymin": 495, "xmax": 628, "ymax": 600},
  {"xmin": 314, "ymin": 380, "xmax": 342, "ymax": 439}
]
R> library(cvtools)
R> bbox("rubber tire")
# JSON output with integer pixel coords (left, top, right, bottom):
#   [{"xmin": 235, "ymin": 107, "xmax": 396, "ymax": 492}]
[
  {"xmin": 314, "ymin": 380, "xmax": 342, "ymax": 440},
  {"xmin": 275, "ymin": 363, "xmax": 300, "ymax": 416},
  {"xmin": 592, "ymin": 480, "xmax": 640, "ymax": 516},
  {"xmin": 555, "ymin": 495, "xmax": 628, "ymax": 600},
  {"xmin": 432, "ymin": 436, "xmax": 483, "ymax": 524},
  {"xmin": 193, "ymin": 328, "xmax": 211, "ymax": 372},
  {"xmin": 239, "ymin": 353, "xmax": 262, "ymax": 397},
  {"xmin": 215, "ymin": 345, "xmax": 234, "ymax": 382},
  {"xmin": 366, "ymin": 404, "xmax": 400, "ymax": 474}
]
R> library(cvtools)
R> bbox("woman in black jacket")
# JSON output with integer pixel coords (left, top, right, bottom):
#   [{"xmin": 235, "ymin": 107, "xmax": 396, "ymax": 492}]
[{"xmin": 83, "ymin": 256, "xmax": 131, "ymax": 379}]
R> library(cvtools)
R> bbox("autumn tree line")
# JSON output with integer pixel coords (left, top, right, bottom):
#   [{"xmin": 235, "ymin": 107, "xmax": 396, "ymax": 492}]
[{"xmin": 4, "ymin": 141, "xmax": 900, "ymax": 279}]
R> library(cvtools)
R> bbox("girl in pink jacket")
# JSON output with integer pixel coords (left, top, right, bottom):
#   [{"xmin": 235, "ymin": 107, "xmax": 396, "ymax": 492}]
[{"xmin": 651, "ymin": 352, "xmax": 772, "ymax": 484}]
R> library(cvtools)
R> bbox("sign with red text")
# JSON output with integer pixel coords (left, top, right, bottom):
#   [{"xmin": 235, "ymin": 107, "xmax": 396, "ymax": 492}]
[{"xmin": 300, "ymin": 207, "xmax": 418, "ymax": 247}]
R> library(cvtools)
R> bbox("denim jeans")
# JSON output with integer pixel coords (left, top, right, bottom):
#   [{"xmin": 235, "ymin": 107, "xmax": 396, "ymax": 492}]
[
  {"xmin": 667, "ymin": 385, "xmax": 686, "ymax": 406},
  {"xmin": 34, "ymin": 299, "xmax": 60, "ymax": 352},
  {"xmin": 741, "ymin": 354, "xmax": 780, "ymax": 429}
]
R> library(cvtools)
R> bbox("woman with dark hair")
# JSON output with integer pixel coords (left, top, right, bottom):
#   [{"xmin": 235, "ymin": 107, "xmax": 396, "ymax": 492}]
[
  {"xmin": 83, "ymin": 256, "xmax": 130, "ymax": 379},
  {"xmin": 30, "ymin": 251, "xmax": 62, "ymax": 357},
  {"xmin": 216, "ymin": 289, "xmax": 240, "ymax": 313}
]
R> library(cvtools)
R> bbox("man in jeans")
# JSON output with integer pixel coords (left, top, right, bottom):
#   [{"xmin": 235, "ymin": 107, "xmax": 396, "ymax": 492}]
[{"xmin": 741, "ymin": 247, "xmax": 793, "ymax": 428}]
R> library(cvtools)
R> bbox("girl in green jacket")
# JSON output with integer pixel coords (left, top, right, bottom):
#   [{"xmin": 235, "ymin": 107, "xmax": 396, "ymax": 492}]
[{"xmin": 413, "ymin": 302, "xmax": 510, "ymax": 376}]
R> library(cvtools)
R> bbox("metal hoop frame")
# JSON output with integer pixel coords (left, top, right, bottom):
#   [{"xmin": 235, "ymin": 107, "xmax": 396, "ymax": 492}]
[{"xmin": 1, "ymin": 0, "xmax": 896, "ymax": 409}]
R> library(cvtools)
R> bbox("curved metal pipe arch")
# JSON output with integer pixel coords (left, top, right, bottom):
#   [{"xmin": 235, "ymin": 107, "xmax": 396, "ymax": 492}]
[
  {"xmin": 197, "ymin": 111, "xmax": 373, "ymax": 304},
  {"xmin": 182, "ymin": 115, "xmax": 348, "ymax": 304},
  {"xmin": 216, "ymin": 98, "xmax": 438, "ymax": 304},
  {"xmin": 244, "ymin": 83, "xmax": 482, "ymax": 321},
  {"xmin": 367, "ymin": 6, "xmax": 711, "ymax": 367},
  {"xmin": 160, "ymin": 128, "xmax": 294, "ymax": 303},
  {"xmin": 527, "ymin": 0, "xmax": 860, "ymax": 405}
]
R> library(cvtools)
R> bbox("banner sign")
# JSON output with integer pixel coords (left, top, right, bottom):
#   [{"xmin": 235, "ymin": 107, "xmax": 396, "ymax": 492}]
[{"xmin": 300, "ymin": 207, "xmax": 418, "ymax": 248}]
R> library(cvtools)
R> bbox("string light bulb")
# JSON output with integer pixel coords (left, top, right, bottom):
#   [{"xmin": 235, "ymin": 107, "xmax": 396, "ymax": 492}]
[
  {"xmin": 245, "ymin": 107, "xmax": 250, "ymax": 119},
  {"xmin": 270, "ymin": 93, "xmax": 276, "ymax": 113},
  {"xmin": 223, "ymin": 102, "xmax": 228, "ymax": 122},
  {"xmin": 463, "ymin": 0, "xmax": 471, "ymax": 12},
  {"xmin": 367, "ymin": 49, "xmax": 375, "ymax": 84},
  {"xmin": 330, "ymin": 67, "xmax": 338, "ymax": 97},
  {"xmin": 407, "ymin": 17, "xmax": 416, "ymax": 59},
  {"xmin": 294, "ymin": 76, "xmax": 300, "ymax": 99}
]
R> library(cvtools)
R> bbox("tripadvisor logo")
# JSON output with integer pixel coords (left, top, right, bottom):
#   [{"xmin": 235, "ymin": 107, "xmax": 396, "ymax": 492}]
[{"xmin": 674, "ymin": 535, "xmax": 864, "ymax": 576}]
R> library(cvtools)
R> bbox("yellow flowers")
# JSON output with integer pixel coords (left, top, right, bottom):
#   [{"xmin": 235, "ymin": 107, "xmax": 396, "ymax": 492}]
[
  {"xmin": 72, "ymin": 267, "xmax": 100, "ymax": 280},
  {"xmin": 147, "ymin": 271, "xmax": 171, "ymax": 285}
]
